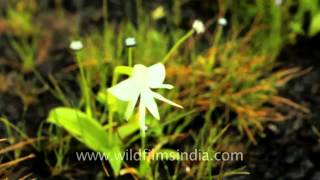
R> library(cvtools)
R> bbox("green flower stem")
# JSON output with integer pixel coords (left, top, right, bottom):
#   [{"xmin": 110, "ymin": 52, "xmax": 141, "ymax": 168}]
[
  {"xmin": 128, "ymin": 47, "xmax": 133, "ymax": 67},
  {"xmin": 213, "ymin": 26, "xmax": 223, "ymax": 46},
  {"xmin": 102, "ymin": 0, "xmax": 108, "ymax": 30},
  {"xmin": 108, "ymin": 107, "xmax": 114, "ymax": 139},
  {"xmin": 139, "ymin": 127, "xmax": 147, "ymax": 175},
  {"xmin": 141, "ymin": 128, "xmax": 146, "ymax": 153},
  {"xmin": 76, "ymin": 52, "xmax": 92, "ymax": 117},
  {"xmin": 108, "ymin": 71, "xmax": 118, "ymax": 138},
  {"xmin": 162, "ymin": 29, "xmax": 195, "ymax": 64}
]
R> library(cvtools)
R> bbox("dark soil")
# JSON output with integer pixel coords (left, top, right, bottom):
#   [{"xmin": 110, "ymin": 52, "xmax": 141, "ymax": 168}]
[{"xmin": 227, "ymin": 35, "xmax": 320, "ymax": 180}]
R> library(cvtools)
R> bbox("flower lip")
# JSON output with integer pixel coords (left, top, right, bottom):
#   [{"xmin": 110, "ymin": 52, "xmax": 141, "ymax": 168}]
[{"xmin": 132, "ymin": 64, "xmax": 149, "ymax": 88}]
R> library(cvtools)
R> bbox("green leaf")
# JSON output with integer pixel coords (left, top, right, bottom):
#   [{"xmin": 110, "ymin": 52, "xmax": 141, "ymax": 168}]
[
  {"xmin": 309, "ymin": 13, "xmax": 320, "ymax": 37},
  {"xmin": 117, "ymin": 118, "xmax": 140, "ymax": 139},
  {"xmin": 97, "ymin": 90, "xmax": 140, "ymax": 138},
  {"xmin": 47, "ymin": 107, "xmax": 122, "ymax": 175}
]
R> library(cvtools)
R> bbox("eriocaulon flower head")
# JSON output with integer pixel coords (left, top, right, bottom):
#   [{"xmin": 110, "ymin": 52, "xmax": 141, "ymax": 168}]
[
  {"xmin": 218, "ymin": 18, "xmax": 227, "ymax": 26},
  {"xmin": 125, "ymin": 37, "xmax": 136, "ymax": 47},
  {"xmin": 70, "ymin": 40, "xmax": 83, "ymax": 50},
  {"xmin": 108, "ymin": 63, "xmax": 183, "ymax": 130},
  {"xmin": 192, "ymin": 19, "xmax": 205, "ymax": 34}
]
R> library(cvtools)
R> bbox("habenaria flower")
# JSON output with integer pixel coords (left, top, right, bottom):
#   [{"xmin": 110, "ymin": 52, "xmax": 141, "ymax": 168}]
[{"xmin": 108, "ymin": 63, "xmax": 183, "ymax": 129}]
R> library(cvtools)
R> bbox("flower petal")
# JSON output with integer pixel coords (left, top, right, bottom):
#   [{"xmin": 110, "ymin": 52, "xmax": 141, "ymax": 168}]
[
  {"xmin": 139, "ymin": 101, "xmax": 146, "ymax": 130},
  {"xmin": 108, "ymin": 78, "xmax": 140, "ymax": 101},
  {"xmin": 141, "ymin": 88, "xmax": 160, "ymax": 120},
  {"xmin": 153, "ymin": 84, "xmax": 174, "ymax": 89},
  {"xmin": 124, "ymin": 92, "xmax": 139, "ymax": 120},
  {"xmin": 147, "ymin": 63, "xmax": 166, "ymax": 88},
  {"xmin": 152, "ymin": 91, "xmax": 183, "ymax": 109}
]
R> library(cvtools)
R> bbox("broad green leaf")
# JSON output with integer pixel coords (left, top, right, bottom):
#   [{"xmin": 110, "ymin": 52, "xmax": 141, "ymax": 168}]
[
  {"xmin": 47, "ymin": 107, "xmax": 122, "ymax": 175},
  {"xmin": 309, "ymin": 13, "xmax": 320, "ymax": 37}
]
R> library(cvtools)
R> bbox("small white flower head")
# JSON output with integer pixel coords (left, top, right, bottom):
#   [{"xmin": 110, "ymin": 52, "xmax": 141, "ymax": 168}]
[
  {"xmin": 125, "ymin": 37, "xmax": 136, "ymax": 47},
  {"xmin": 69, "ymin": 40, "xmax": 83, "ymax": 50},
  {"xmin": 275, "ymin": 0, "xmax": 282, "ymax": 6},
  {"xmin": 218, "ymin": 18, "xmax": 227, "ymax": 26},
  {"xmin": 108, "ymin": 63, "xmax": 183, "ymax": 130},
  {"xmin": 192, "ymin": 19, "xmax": 205, "ymax": 34}
]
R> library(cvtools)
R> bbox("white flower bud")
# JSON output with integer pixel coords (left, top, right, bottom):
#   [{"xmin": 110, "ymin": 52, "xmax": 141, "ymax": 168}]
[{"xmin": 192, "ymin": 20, "xmax": 205, "ymax": 34}]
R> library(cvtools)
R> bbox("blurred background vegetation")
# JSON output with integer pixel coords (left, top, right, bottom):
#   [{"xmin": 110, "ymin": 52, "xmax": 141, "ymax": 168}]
[{"xmin": 0, "ymin": 0, "xmax": 319, "ymax": 179}]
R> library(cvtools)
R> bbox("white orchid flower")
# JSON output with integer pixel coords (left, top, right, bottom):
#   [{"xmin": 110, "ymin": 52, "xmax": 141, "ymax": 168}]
[{"xmin": 108, "ymin": 63, "xmax": 183, "ymax": 129}]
